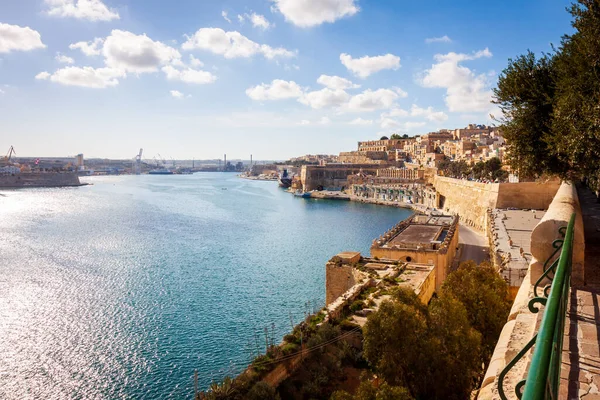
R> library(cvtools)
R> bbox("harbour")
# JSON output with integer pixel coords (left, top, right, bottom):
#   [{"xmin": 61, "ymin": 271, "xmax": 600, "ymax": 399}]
[{"xmin": 0, "ymin": 173, "xmax": 412, "ymax": 399}]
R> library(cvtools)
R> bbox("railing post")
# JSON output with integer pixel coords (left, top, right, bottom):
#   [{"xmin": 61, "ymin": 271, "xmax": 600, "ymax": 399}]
[{"xmin": 521, "ymin": 213, "xmax": 575, "ymax": 400}]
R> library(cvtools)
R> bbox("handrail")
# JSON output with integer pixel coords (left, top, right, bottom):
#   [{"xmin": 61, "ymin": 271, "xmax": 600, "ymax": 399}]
[{"xmin": 522, "ymin": 213, "xmax": 575, "ymax": 400}]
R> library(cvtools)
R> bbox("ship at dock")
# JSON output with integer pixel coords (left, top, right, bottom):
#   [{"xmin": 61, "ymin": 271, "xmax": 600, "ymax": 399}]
[
  {"xmin": 148, "ymin": 168, "xmax": 174, "ymax": 175},
  {"xmin": 278, "ymin": 169, "xmax": 293, "ymax": 188}
]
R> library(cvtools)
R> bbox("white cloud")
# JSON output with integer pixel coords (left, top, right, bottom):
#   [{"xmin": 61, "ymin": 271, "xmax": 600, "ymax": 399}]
[
  {"xmin": 284, "ymin": 63, "xmax": 300, "ymax": 71},
  {"xmin": 237, "ymin": 14, "xmax": 245, "ymax": 23},
  {"xmin": 298, "ymin": 119, "xmax": 310, "ymax": 125},
  {"xmin": 103, "ymin": 30, "xmax": 181, "ymax": 73},
  {"xmin": 44, "ymin": 0, "xmax": 120, "ymax": 21},
  {"xmin": 55, "ymin": 52, "xmax": 74, "ymax": 64},
  {"xmin": 319, "ymin": 116, "xmax": 331, "ymax": 125},
  {"xmin": 380, "ymin": 117, "xmax": 401, "ymax": 129},
  {"xmin": 271, "ymin": 0, "xmax": 359, "ymax": 27},
  {"xmin": 345, "ymin": 88, "xmax": 398, "ymax": 112},
  {"xmin": 249, "ymin": 13, "xmax": 271, "ymax": 30},
  {"xmin": 182, "ymin": 28, "xmax": 295, "ymax": 60},
  {"xmin": 246, "ymin": 79, "xmax": 303, "ymax": 100},
  {"xmin": 425, "ymin": 35, "xmax": 452, "ymax": 44},
  {"xmin": 69, "ymin": 38, "xmax": 104, "ymax": 56},
  {"xmin": 403, "ymin": 121, "xmax": 426, "ymax": 130},
  {"xmin": 410, "ymin": 104, "xmax": 448, "ymax": 122},
  {"xmin": 189, "ymin": 55, "xmax": 203, "ymax": 67},
  {"xmin": 317, "ymin": 74, "xmax": 359, "ymax": 90},
  {"xmin": 340, "ymin": 53, "xmax": 400, "ymax": 78},
  {"xmin": 383, "ymin": 107, "xmax": 409, "ymax": 118},
  {"xmin": 420, "ymin": 47, "xmax": 493, "ymax": 112},
  {"xmin": 222, "ymin": 11, "xmax": 232, "ymax": 23},
  {"xmin": 35, "ymin": 71, "xmax": 51, "ymax": 80},
  {"xmin": 37, "ymin": 66, "xmax": 124, "ymax": 88},
  {"xmin": 348, "ymin": 117, "xmax": 373, "ymax": 125},
  {"xmin": 169, "ymin": 90, "xmax": 185, "ymax": 99},
  {"xmin": 162, "ymin": 65, "xmax": 216, "ymax": 84},
  {"xmin": 393, "ymin": 87, "xmax": 408, "ymax": 98},
  {"xmin": 300, "ymin": 87, "xmax": 350, "ymax": 109},
  {"xmin": 0, "ymin": 23, "xmax": 46, "ymax": 53},
  {"xmin": 260, "ymin": 45, "xmax": 296, "ymax": 59}
]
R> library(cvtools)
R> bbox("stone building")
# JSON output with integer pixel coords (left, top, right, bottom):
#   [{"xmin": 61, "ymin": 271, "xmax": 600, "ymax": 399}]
[{"xmin": 370, "ymin": 214, "xmax": 459, "ymax": 289}]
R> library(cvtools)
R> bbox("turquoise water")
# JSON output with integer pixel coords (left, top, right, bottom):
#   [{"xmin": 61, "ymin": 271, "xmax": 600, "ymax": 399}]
[{"xmin": 0, "ymin": 173, "xmax": 412, "ymax": 399}]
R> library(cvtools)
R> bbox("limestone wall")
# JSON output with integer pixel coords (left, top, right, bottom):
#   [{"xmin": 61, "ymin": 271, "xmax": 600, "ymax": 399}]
[
  {"xmin": 433, "ymin": 176, "xmax": 498, "ymax": 232},
  {"xmin": 433, "ymin": 177, "xmax": 561, "ymax": 234},
  {"xmin": 326, "ymin": 262, "xmax": 368, "ymax": 305},
  {"xmin": 477, "ymin": 181, "xmax": 584, "ymax": 399},
  {"xmin": 0, "ymin": 172, "xmax": 82, "ymax": 188},
  {"xmin": 529, "ymin": 182, "xmax": 585, "ymax": 286},
  {"xmin": 496, "ymin": 181, "xmax": 560, "ymax": 210}
]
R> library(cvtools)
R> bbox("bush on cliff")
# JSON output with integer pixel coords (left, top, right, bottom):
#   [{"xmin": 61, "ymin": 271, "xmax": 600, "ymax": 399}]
[
  {"xmin": 331, "ymin": 377, "xmax": 414, "ymax": 400},
  {"xmin": 441, "ymin": 260, "xmax": 511, "ymax": 363},
  {"xmin": 363, "ymin": 288, "xmax": 481, "ymax": 400}
]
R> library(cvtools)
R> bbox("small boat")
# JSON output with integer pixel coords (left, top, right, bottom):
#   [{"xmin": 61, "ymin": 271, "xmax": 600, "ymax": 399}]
[
  {"xmin": 293, "ymin": 190, "xmax": 311, "ymax": 198},
  {"xmin": 149, "ymin": 168, "xmax": 174, "ymax": 175},
  {"xmin": 278, "ymin": 169, "xmax": 293, "ymax": 188}
]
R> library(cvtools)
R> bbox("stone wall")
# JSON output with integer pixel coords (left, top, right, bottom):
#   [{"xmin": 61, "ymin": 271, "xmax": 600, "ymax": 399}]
[
  {"xmin": 529, "ymin": 182, "xmax": 585, "ymax": 286},
  {"xmin": 0, "ymin": 172, "xmax": 82, "ymax": 188},
  {"xmin": 300, "ymin": 164, "xmax": 380, "ymax": 191},
  {"xmin": 433, "ymin": 177, "xmax": 561, "ymax": 234},
  {"xmin": 477, "ymin": 181, "xmax": 584, "ymax": 399},
  {"xmin": 325, "ymin": 262, "xmax": 368, "ymax": 305},
  {"xmin": 496, "ymin": 181, "xmax": 561, "ymax": 210}
]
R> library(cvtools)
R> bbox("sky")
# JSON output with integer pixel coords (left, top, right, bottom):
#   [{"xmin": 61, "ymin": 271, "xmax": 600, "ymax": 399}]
[{"xmin": 0, "ymin": 0, "xmax": 574, "ymax": 160}]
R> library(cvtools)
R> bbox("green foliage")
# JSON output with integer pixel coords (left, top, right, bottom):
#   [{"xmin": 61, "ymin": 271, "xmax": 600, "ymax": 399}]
[
  {"xmin": 202, "ymin": 376, "xmax": 237, "ymax": 400},
  {"xmin": 281, "ymin": 342, "xmax": 299, "ymax": 355},
  {"xmin": 350, "ymin": 300, "xmax": 365, "ymax": 312},
  {"xmin": 283, "ymin": 333, "xmax": 300, "ymax": 345},
  {"xmin": 379, "ymin": 136, "xmax": 389, "ymax": 140},
  {"xmin": 363, "ymin": 288, "xmax": 482, "ymax": 399},
  {"xmin": 331, "ymin": 376, "xmax": 414, "ymax": 400},
  {"xmin": 493, "ymin": 51, "xmax": 563, "ymax": 178},
  {"xmin": 339, "ymin": 318, "xmax": 360, "ymax": 330},
  {"xmin": 247, "ymin": 382, "xmax": 280, "ymax": 400},
  {"xmin": 438, "ymin": 158, "xmax": 471, "ymax": 179},
  {"xmin": 494, "ymin": 1, "xmax": 600, "ymax": 185},
  {"xmin": 441, "ymin": 260, "xmax": 511, "ymax": 362}
]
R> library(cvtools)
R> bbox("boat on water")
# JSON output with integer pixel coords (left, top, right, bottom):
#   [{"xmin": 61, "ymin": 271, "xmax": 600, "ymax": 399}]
[
  {"xmin": 278, "ymin": 169, "xmax": 292, "ymax": 188},
  {"xmin": 148, "ymin": 168, "xmax": 174, "ymax": 175},
  {"xmin": 293, "ymin": 190, "xmax": 311, "ymax": 199}
]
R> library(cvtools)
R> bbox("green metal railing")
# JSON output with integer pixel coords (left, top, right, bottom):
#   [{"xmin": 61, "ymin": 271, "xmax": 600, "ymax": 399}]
[{"xmin": 498, "ymin": 213, "xmax": 576, "ymax": 400}]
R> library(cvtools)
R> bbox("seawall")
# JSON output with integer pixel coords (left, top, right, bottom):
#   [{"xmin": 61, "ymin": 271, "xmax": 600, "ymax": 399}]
[{"xmin": 0, "ymin": 172, "xmax": 83, "ymax": 188}]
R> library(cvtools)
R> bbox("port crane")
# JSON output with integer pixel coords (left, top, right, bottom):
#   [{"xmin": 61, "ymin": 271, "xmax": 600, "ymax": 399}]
[
  {"xmin": 133, "ymin": 148, "xmax": 143, "ymax": 175},
  {"xmin": 2, "ymin": 146, "xmax": 16, "ymax": 165}
]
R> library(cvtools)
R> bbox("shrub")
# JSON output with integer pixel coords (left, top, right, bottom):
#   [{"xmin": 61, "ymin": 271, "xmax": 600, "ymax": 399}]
[{"xmin": 350, "ymin": 300, "xmax": 365, "ymax": 312}]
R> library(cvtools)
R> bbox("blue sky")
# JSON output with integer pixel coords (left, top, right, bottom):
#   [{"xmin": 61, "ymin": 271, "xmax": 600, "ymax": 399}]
[{"xmin": 0, "ymin": 0, "xmax": 573, "ymax": 160}]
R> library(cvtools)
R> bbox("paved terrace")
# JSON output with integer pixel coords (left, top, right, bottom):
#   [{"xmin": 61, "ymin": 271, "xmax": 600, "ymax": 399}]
[
  {"xmin": 561, "ymin": 185, "xmax": 600, "ymax": 399},
  {"xmin": 492, "ymin": 209, "xmax": 546, "ymax": 290}
]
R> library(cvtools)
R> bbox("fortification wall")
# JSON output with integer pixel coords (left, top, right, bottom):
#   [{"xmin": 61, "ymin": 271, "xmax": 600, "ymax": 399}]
[
  {"xmin": 433, "ymin": 176, "xmax": 498, "ymax": 232},
  {"xmin": 433, "ymin": 177, "xmax": 561, "ymax": 233},
  {"xmin": 477, "ymin": 181, "xmax": 583, "ymax": 399},
  {"xmin": 325, "ymin": 262, "xmax": 367, "ymax": 305},
  {"xmin": 496, "ymin": 181, "xmax": 560, "ymax": 210},
  {"xmin": 0, "ymin": 172, "xmax": 82, "ymax": 188}
]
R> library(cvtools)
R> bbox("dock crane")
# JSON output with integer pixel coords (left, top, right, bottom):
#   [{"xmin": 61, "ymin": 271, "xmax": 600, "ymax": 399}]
[
  {"xmin": 2, "ymin": 146, "xmax": 16, "ymax": 165},
  {"xmin": 133, "ymin": 148, "xmax": 143, "ymax": 175}
]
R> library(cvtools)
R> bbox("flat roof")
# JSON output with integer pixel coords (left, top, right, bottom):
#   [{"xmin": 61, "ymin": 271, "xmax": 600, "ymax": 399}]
[{"xmin": 389, "ymin": 225, "xmax": 442, "ymax": 245}]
